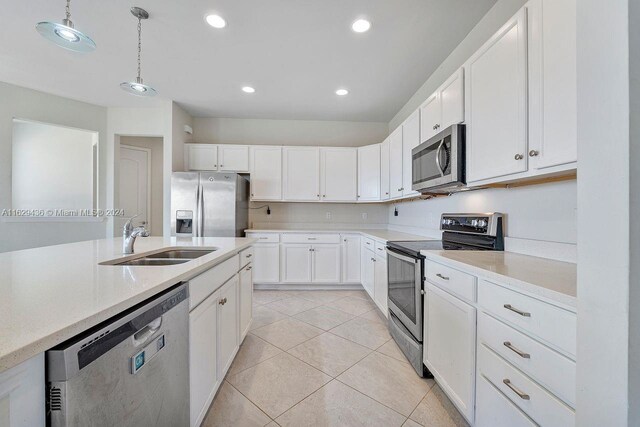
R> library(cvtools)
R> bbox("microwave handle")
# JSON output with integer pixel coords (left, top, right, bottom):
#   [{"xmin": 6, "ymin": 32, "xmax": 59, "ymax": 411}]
[{"xmin": 435, "ymin": 139, "xmax": 446, "ymax": 177}]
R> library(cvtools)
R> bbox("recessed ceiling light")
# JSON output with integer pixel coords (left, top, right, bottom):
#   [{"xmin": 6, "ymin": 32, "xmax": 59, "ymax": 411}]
[
  {"xmin": 351, "ymin": 19, "xmax": 371, "ymax": 33},
  {"xmin": 336, "ymin": 89, "xmax": 349, "ymax": 96},
  {"xmin": 205, "ymin": 14, "xmax": 227, "ymax": 29},
  {"xmin": 242, "ymin": 86, "xmax": 255, "ymax": 93}
]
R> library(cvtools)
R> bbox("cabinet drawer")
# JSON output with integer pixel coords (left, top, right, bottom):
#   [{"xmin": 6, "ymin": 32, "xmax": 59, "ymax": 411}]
[
  {"xmin": 247, "ymin": 232, "xmax": 280, "ymax": 243},
  {"xmin": 362, "ymin": 237, "xmax": 375, "ymax": 251},
  {"xmin": 478, "ymin": 344, "xmax": 575, "ymax": 427},
  {"xmin": 374, "ymin": 241, "xmax": 386, "ymax": 256},
  {"xmin": 189, "ymin": 255, "xmax": 239, "ymax": 310},
  {"xmin": 478, "ymin": 280, "xmax": 576, "ymax": 358},
  {"xmin": 479, "ymin": 312, "xmax": 576, "ymax": 407},
  {"xmin": 281, "ymin": 233, "xmax": 340, "ymax": 244},
  {"xmin": 426, "ymin": 260, "xmax": 476, "ymax": 302},
  {"xmin": 476, "ymin": 373, "xmax": 536, "ymax": 427},
  {"xmin": 239, "ymin": 246, "xmax": 254, "ymax": 268}
]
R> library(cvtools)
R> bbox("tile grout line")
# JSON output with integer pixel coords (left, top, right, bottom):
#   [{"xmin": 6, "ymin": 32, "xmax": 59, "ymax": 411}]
[{"xmin": 223, "ymin": 380, "xmax": 276, "ymax": 424}]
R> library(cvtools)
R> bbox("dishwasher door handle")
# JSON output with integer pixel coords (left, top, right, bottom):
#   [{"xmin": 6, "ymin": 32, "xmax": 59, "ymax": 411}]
[{"xmin": 133, "ymin": 317, "xmax": 162, "ymax": 346}]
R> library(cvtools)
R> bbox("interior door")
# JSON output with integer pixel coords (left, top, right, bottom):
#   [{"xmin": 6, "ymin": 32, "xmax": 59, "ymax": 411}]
[
  {"xmin": 320, "ymin": 148, "xmax": 357, "ymax": 202},
  {"xmin": 118, "ymin": 145, "xmax": 149, "ymax": 232},
  {"xmin": 389, "ymin": 127, "xmax": 403, "ymax": 198},
  {"xmin": 283, "ymin": 147, "xmax": 320, "ymax": 201}
]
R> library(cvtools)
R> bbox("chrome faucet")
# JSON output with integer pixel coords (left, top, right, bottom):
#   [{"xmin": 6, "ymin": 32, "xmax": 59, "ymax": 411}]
[{"xmin": 123, "ymin": 215, "xmax": 149, "ymax": 254}]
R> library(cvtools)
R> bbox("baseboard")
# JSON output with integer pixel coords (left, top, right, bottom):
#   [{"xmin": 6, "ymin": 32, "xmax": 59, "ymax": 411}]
[{"xmin": 254, "ymin": 283, "xmax": 365, "ymax": 291}]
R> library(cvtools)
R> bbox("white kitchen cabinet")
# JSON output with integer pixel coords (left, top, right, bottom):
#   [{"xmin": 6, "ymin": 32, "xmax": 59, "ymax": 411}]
[
  {"xmin": 190, "ymin": 289, "xmax": 219, "ymax": 427},
  {"xmin": 341, "ymin": 234, "xmax": 361, "ymax": 283},
  {"xmin": 476, "ymin": 373, "xmax": 536, "ymax": 427},
  {"xmin": 527, "ymin": 0, "xmax": 577, "ymax": 170},
  {"xmin": 465, "ymin": 9, "xmax": 528, "ymax": 183},
  {"xmin": 283, "ymin": 147, "xmax": 320, "ymax": 201},
  {"xmin": 218, "ymin": 145, "xmax": 249, "ymax": 172},
  {"xmin": 380, "ymin": 138, "xmax": 390, "ymax": 200},
  {"xmin": 357, "ymin": 144, "xmax": 381, "ymax": 201},
  {"xmin": 0, "ymin": 354, "xmax": 44, "ymax": 427},
  {"xmin": 374, "ymin": 253, "xmax": 388, "ymax": 316},
  {"xmin": 252, "ymin": 243, "xmax": 280, "ymax": 283},
  {"xmin": 249, "ymin": 146, "xmax": 282, "ymax": 201},
  {"xmin": 280, "ymin": 244, "xmax": 312, "ymax": 282},
  {"xmin": 361, "ymin": 246, "xmax": 375, "ymax": 299},
  {"xmin": 312, "ymin": 244, "xmax": 341, "ymax": 283},
  {"xmin": 320, "ymin": 147, "xmax": 357, "ymax": 202},
  {"xmin": 402, "ymin": 110, "xmax": 420, "ymax": 197},
  {"xmin": 185, "ymin": 144, "xmax": 218, "ymax": 171},
  {"xmin": 425, "ymin": 283, "xmax": 476, "ymax": 424},
  {"xmin": 217, "ymin": 275, "xmax": 239, "ymax": 378},
  {"xmin": 239, "ymin": 264, "xmax": 253, "ymax": 341},
  {"xmin": 389, "ymin": 127, "xmax": 403, "ymax": 198},
  {"xmin": 420, "ymin": 69, "xmax": 464, "ymax": 144}
]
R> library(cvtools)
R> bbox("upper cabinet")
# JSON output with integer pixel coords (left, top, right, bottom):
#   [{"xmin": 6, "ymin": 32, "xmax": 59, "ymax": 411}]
[
  {"xmin": 420, "ymin": 69, "xmax": 465, "ymax": 144},
  {"xmin": 185, "ymin": 144, "xmax": 218, "ymax": 171},
  {"xmin": 320, "ymin": 147, "xmax": 357, "ymax": 202},
  {"xmin": 218, "ymin": 145, "xmax": 249, "ymax": 172},
  {"xmin": 185, "ymin": 144, "xmax": 249, "ymax": 173},
  {"xmin": 283, "ymin": 147, "xmax": 320, "ymax": 201},
  {"xmin": 357, "ymin": 144, "xmax": 381, "ymax": 201},
  {"xmin": 465, "ymin": 9, "xmax": 529, "ymax": 183},
  {"xmin": 402, "ymin": 110, "xmax": 420, "ymax": 197},
  {"xmin": 527, "ymin": 0, "xmax": 577, "ymax": 170},
  {"xmin": 389, "ymin": 127, "xmax": 403, "ymax": 199},
  {"xmin": 250, "ymin": 146, "xmax": 282, "ymax": 200},
  {"xmin": 380, "ymin": 138, "xmax": 390, "ymax": 200}
]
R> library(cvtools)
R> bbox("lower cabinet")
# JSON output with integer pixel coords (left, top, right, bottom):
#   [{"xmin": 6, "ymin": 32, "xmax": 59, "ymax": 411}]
[
  {"xmin": 239, "ymin": 264, "xmax": 253, "ymax": 340},
  {"xmin": 280, "ymin": 244, "xmax": 312, "ymax": 282},
  {"xmin": 312, "ymin": 244, "xmax": 341, "ymax": 283},
  {"xmin": 189, "ymin": 289, "xmax": 220, "ymax": 427},
  {"xmin": 0, "ymin": 354, "xmax": 45, "ymax": 427},
  {"xmin": 341, "ymin": 234, "xmax": 361, "ymax": 283},
  {"xmin": 361, "ymin": 248, "xmax": 375, "ymax": 298},
  {"xmin": 373, "ymin": 253, "xmax": 388, "ymax": 315},
  {"xmin": 253, "ymin": 243, "xmax": 280, "ymax": 283},
  {"xmin": 476, "ymin": 373, "xmax": 536, "ymax": 427},
  {"xmin": 217, "ymin": 276, "xmax": 239, "ymax": 378},
  {"xmin": 425, "ymin": 283, "xmax": 476, "ymax": 424}
]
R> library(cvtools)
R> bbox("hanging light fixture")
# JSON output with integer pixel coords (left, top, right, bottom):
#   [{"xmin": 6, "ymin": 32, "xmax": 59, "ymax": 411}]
[
  {"xmin": 36, "ymin": 0, "xmax": 96, "ymax": 53},
  {"xmin": 120, "ymin": 7, "xmax": 157, "ymax": 97}
]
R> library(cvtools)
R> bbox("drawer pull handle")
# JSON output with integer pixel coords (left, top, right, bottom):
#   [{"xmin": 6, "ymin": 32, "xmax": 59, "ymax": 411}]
[
  {"xmin": 503, "ymin": 379, "xmax": 530, "ymax": 400},
  {"xmin": 308, "ymin": 237, "xmax": 317, "ymax": 240},
  {"xmin": 366, "ymin": 242, "xmax": 371, "ymax": 245},
  {"xmin": 436, "ymin": 273, "xmax": 449, "ymax": 281},
  {"xmin": 377, "ymin": 247, "xmax": 383, "ymax": 251},
  {"xmin": 503, "ymin": 304, "xmax": 531, "ymax": 317},
  {"xmin": 245, "ymin": 266, "xmax": 252, "ymax": 271},
  {"xmin": 246, "ymin": 253, "xmax": 252, "ymax": 258},
  {"xmin": 259, "ymin": 237, "xmax": 268, "ymax": 240},
  {"xmin": 503, "ymin": 341, "xmax": 530, "ymax": 359}
]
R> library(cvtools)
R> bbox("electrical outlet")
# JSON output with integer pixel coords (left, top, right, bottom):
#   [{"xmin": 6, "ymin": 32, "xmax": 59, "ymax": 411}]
[
  {"xmin": 325, "ymin": 212, "xmax": 332, "ymax": 220},
  {"xmin": 361, "ymin": 212, "xmax": 368, "ymax": 220},
  {"xmin": 394, "ymin": 207, "xmax": 399, "ymax": 217}
]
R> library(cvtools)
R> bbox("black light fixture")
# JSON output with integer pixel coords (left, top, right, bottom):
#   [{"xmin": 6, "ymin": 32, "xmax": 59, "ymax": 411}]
[
  {"xmin": 120, "ymin": 7, "xmax": 157, "ymax": 97},
  {"xmin": 36, "ymin": 0, "xmax": 96, "ymax": 53}
]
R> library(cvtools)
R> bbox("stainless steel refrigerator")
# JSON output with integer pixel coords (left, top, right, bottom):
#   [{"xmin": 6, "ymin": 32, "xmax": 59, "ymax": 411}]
[{"xmin": 171, "ymin": 172, "xmax": 249, "ymax": 237}]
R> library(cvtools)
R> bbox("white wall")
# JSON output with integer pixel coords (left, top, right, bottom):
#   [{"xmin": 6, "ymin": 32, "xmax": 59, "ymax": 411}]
[
  {"xmin": 192, "ymin": 117, "xmax": 388, "ymax": 147},
  {"xmin": 119, "ymin": 136, "xmax": 164, "ymax": 236},
  {"xmin": 389, "ymin": 0, "xmax": 528, "ymax": 130},
  {"xmin": 0, "ymin": 82, "xmax": 108, "ymax": 253},
  {"xmin": 249, "ymin": 202, "xmax": 388, "ymax": 230},
  {"xmin": 172, "ymin": 102, "xmax": 193, "ymax": 172},
  {"xmin": 576, "ymin": 0, "xmax": 631, "ymax": 425}
]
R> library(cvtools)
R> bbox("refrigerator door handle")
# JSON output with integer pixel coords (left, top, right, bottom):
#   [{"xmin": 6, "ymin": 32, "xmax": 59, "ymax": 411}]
[
  {"xmin": 199, "ymin": 186, "xmax": 205, "ymax": 237},
  {"xmin": 195, "ymin": 185, "xmax": 201, "ymax": 237}
]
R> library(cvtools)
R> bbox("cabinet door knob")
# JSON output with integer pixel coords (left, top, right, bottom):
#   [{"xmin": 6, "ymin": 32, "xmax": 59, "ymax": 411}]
[
  {"xmin": 528, "ymin": 150, "xmax": 539, "ymax": 157},
  {"xmin": 219, "ymin": 297, "xmax": 227, "ymax": 305},
  {"xmin": 220, "ymin": 164, "xmax": 224, "ymax": 167},
  {"xmin": 433, "ymin": 125, "xmax": 437, "ymax": 130},
  {"xmin": 514, "ymin": 154, "xmax": 524, "ymax": 160}
]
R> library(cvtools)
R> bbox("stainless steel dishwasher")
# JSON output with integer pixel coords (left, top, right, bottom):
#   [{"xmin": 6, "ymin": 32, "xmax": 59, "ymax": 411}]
[{"xmin": 46, "ymin": 283, "xmax": 190, "ymax": 426}]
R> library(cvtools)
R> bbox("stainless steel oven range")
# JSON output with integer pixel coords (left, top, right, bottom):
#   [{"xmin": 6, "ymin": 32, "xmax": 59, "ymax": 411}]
[{"xmin": 386, "ymin": 213, "xmax": 504, "ymax": 377}]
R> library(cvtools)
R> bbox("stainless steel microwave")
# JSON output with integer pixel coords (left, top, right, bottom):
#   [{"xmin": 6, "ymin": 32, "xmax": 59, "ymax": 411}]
[{"xmin": 411, "ymin": 124, "xmax": 466, "ymax": 193}]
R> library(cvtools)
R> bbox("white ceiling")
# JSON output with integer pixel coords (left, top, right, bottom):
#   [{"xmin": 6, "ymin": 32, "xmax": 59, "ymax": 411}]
[{"xmin": 0, "ymin": 0, "xmax": 496, "ymax": 122}]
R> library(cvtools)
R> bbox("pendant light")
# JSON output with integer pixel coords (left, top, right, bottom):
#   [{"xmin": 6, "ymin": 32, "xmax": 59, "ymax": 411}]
[
  {"xmin": 120, "ymin": 7, "xmax": 157, "ymax": 97},
  {"xmin": 36, "ymin": 0, "xmax": 96, "ymax": 53}
]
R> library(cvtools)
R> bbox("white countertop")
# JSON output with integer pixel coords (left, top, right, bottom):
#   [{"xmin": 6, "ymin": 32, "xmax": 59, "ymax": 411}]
[
  {"xmin": 246, "ymin": 228, "xmax": 428, "ymax": 243},
  {"xmin": 422, "ymin": 250, "xmax": 577, "ymax": 309},
  {"xmin": 0, "ymin": 236, "xmax": 255, "ymax": 373}
]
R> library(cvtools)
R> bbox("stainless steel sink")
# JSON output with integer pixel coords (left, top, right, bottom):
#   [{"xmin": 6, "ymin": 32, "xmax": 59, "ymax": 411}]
[
  {"xmin": 149, "ymin": 249, "xmax": 216, "ymax": 259},
  {"xmin": 115, "ymin": 258, "xmax": 191, "ymax": 266},
  {"xmin": 100, "ymin": 247, "xmax": 217, "ymax": 266}
]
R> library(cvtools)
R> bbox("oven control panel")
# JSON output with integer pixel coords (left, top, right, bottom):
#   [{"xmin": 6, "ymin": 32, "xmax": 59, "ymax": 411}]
[{"xmin": 440, "ymin": 213, "xmax": 502, "ymax": 236}]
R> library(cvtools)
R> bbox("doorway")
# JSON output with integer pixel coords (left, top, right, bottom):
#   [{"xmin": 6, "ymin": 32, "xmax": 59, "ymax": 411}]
[{"xmin": 117, "ymin": 136, "xmax": 164, "ymax": 236}]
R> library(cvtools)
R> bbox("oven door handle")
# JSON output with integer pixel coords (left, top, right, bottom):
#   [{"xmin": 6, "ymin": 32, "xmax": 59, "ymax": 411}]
[
  {"xmin": 435, "ymin": 139, "xmax": 446, "ymax": 177},
  {"xmin": 385, "ymin": 248, "xmax": 419, "ymax": 264}
]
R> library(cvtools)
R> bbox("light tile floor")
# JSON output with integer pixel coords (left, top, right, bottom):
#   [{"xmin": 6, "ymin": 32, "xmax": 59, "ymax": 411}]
[{"xmin": 202, "ymin": 289, "xmax": 468, "ymax": 427}]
